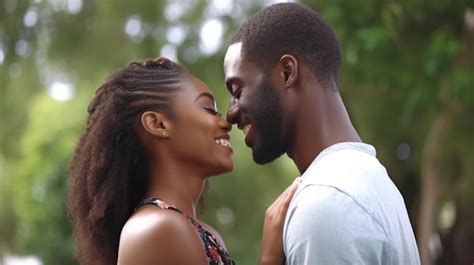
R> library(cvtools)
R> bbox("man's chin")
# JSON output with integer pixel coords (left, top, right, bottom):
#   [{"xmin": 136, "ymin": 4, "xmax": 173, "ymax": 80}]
[{"xmin": 252, "ymin": 147, "xmax": 283, "ymax": 165}]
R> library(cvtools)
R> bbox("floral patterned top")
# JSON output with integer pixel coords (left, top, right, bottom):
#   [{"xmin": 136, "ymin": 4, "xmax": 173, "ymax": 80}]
[{"xmin": 137, "ymin": 198, "xmax": 235, "ymax": 265}]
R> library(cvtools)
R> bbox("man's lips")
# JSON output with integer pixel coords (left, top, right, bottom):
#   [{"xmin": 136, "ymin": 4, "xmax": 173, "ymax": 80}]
[{"xmin": 242, "ymin": 124, "xmax": 251, "ymax": 136}]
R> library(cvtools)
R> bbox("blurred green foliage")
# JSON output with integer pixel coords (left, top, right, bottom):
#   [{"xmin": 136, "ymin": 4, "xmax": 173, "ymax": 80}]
[{"xmin": 0, "ymin": 0, "xmax": 473, "ymax": 264}]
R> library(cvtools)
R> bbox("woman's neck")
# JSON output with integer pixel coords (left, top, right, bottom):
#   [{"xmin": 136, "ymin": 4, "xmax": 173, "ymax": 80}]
[{"xmin": 144, "ymin": 158, "xmax": 206, "ymax": 219}]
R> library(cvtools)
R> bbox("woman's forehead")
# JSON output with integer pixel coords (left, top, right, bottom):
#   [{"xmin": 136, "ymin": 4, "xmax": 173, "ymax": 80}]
[
  {"xmin": 181, "ymin": 74, "xmax": 212, "ymax": 96},
  {"xmin": 174, "ymin": 74, "xmax": 214, "ymax": 105}
]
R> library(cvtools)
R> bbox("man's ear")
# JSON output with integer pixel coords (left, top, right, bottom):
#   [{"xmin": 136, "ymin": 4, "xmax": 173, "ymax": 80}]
[
  {"xmin": 140, "ymin": 111, "xmax": 172, "ymax": 138},
  {"xmin": 279, "ymin": 54, "xmax": 299, "ymax": 88}
]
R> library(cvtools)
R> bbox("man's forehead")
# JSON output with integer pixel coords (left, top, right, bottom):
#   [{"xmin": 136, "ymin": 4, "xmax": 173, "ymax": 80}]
[{"xmin": 224, "ymin": 42, "xmax": 243, "ymax": 70}]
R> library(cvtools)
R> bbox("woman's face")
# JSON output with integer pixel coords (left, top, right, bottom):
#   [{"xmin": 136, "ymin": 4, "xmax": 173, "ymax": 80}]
[{"xmin": 168, "ymin": 74, "xmax": 233, "ymax": 177}]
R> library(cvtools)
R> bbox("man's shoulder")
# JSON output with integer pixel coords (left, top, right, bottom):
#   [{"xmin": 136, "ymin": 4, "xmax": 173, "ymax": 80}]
[{"xmin": 298, "ymin": 145, "xmax": 400, "ymax": 219}]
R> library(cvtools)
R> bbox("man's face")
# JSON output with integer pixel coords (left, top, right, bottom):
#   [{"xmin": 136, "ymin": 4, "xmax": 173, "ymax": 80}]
[{"xmin": 223, "ymin": 42, "xmax": 287, "ymax": 164}]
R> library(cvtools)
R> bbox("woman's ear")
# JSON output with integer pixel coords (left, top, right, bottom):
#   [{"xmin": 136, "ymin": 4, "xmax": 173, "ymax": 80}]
[
  {"xmin": 279, "ymin": 54, "xmax": 299, "ymax": 88},
  {"xmin": 140, "ymin": 111, "xmax": 172, "ymax": 138}
]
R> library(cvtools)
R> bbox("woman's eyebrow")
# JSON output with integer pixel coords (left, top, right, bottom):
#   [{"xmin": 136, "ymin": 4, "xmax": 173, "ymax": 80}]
[{"xmin": 194, "ymin": 92, "xmax": 215, "ymax": 102}]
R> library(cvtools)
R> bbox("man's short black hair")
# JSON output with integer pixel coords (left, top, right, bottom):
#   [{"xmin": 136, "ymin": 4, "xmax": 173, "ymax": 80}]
[{"xmin": 230, "ymin": 3, "xmax": 341, "ymax": 85}]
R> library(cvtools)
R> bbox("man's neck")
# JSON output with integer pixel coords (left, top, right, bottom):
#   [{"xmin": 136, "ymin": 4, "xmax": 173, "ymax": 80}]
[{"xmin": 287, "ymin": 87, "xmax": 361, "ymax": 174}]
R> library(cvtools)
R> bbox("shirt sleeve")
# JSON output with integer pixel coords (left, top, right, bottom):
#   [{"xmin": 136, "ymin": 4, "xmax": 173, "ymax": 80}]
[{"xmin": 284, "ymin": 185, "xmax": 391, "ymax": 265}]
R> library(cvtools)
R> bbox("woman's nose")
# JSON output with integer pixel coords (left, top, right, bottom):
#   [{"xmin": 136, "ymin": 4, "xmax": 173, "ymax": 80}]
[{"xmin": 219, "ymin": 116, "xmax": 232, "ymax": 132}]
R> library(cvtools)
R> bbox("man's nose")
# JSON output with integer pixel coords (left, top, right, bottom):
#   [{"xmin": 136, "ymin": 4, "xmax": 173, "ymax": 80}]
[{"xmin": 226, "ymin": 98, "xmax": 240, "ymax": 125}]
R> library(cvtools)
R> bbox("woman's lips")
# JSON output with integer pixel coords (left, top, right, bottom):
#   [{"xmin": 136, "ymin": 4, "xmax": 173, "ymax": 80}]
[{"xmin": 214, "ymin": 138, "xmax": 232, "ymax": 149}]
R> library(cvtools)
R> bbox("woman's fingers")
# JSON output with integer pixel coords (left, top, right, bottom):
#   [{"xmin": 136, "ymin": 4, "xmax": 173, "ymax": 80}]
[
  {"xmin": 281, "ymin": 177, "xmax": 301, "ymax": 208},
  {"xmin": 258, "ymin": 178, "xmax": 302, "ymax": 265},
  {"xmin": 267, "ymin": 177, "xmax": 301, "ymax": 218}
]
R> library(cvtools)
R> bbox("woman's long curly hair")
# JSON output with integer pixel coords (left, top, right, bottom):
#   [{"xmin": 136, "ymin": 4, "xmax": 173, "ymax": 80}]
[{"xmin": 68, "ymin": 57, "xmax": 185, "ymax": 265}]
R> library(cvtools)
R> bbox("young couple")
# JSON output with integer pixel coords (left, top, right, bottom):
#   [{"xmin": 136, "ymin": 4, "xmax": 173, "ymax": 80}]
[{"xmin": 68, "ymin": 3, "xmax": 420, "ymax": 265}]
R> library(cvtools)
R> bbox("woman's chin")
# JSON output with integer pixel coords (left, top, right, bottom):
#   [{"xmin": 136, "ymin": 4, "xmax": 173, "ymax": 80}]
[
  {"xmin": 223, "ymin": 162, "xmax": 234, "ymax": 173},
  {"xmin": 210, "ymin": 161, "xmax": 234, "ymax": 176},
  {"xmin": 220, "ymin": 154, "xmax": 234, "ymax": 171}
]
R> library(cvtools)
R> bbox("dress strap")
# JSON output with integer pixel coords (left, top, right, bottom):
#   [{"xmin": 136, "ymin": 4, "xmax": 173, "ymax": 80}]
[
  {"xmin": 137, "ymin": 198, "xmax": 202, "ymax": 229},
  {"xmin": 136, "ymin": 197, "xmax": 185, "ymax": 215}
]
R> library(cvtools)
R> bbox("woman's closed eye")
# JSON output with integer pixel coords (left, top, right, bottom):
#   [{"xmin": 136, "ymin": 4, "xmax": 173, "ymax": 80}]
[
  {"xmin": 203, "ymin": 107, "xmax": 221, "ymax": 116},
  {"xmin": 195, "ymin": 92, "xmax": 221, "ymax": 116}
]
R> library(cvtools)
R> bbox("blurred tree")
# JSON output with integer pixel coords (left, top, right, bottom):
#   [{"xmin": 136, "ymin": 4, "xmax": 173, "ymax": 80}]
[
  {"xmin": 13, "ymin": 92, "xmax": 86, "ymax": 264},
  {"xmin": 0, "ymin": 0, "xmax": 41, "ymax": 259}
]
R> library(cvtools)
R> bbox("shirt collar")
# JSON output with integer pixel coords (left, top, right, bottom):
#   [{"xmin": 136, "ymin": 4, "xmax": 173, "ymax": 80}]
[{"xmin": 302, "ymin": 142, "xmax": 376, "ymax": 177}]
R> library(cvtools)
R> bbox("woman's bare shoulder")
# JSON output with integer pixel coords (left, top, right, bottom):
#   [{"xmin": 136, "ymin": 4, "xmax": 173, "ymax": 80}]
[{"xmin": 118, "ymin": 206, "xmax": 208, "ymax": 265}]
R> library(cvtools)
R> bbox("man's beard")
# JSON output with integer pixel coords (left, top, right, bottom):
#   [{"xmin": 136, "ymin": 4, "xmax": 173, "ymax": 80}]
[{"xmin": 251, "ymin": 78, "xmax": 287, "ymax": 164}]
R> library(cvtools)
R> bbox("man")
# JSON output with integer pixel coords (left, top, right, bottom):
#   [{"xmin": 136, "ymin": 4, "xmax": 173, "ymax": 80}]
[{"xmin": 223, "ymin": 3, "xmax": 420, "ymax": 264}]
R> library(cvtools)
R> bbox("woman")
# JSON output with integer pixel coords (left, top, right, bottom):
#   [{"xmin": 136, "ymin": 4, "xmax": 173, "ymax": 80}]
[{"xmin": 68, "ymin": 57, "xmax": 299, "ymax": 265}]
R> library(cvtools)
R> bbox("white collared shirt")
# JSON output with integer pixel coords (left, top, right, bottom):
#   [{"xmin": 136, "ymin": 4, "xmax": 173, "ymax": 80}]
[{"xmin": 283, "ymin": 142, "xmax": 420, "ymax": 264}]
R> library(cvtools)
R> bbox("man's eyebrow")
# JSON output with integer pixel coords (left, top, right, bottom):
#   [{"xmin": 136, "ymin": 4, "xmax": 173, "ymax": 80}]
[{"xmin": 194, "ymin": 92, "xmax": 215, "ymax": 102}]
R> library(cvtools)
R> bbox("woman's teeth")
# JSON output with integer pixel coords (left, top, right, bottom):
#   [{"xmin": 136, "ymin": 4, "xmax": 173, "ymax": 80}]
[
  {"xmin": 215, "ymin": 139, "xmax": 232, "ymax": 148},
  {"xmin": 243, "ymin": 124, "xmax": 251, "ymax": 136}
]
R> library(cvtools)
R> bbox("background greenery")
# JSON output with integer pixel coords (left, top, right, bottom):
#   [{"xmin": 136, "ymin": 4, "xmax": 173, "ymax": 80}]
[{"xmin": 1, "ymin": 0, "xmax": 473, "ymax": 264}]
